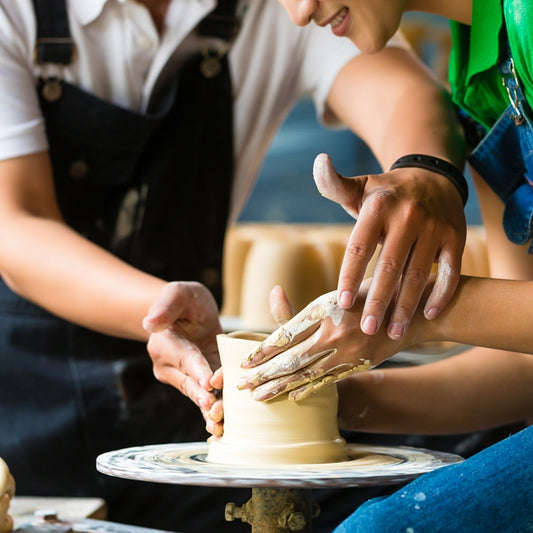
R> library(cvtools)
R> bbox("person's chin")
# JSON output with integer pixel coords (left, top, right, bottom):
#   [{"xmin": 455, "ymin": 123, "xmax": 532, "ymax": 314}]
[{"xmin": 353, "ymin": 31, "xmax": 388, "ymax": 54}]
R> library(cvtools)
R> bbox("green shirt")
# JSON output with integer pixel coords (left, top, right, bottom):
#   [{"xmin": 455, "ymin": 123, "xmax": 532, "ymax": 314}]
[{"xmin": 448, "ymin": 0, "xmax": 533, "ymax": 130}]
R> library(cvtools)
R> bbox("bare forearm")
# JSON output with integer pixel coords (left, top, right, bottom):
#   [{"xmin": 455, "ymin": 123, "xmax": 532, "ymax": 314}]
[
  {"xmin": 0, "ymin": 153, "xmax": 168, "ymax": 340},
  {"xmin": 338, "ymin": 347, "xmax": 533, "ymax": 434},
  {"xmin": 339, "ymin": 275, "xmax": 533, "ymax": 434},
  {"xmin": 0, "ymin": 215, "xmax": 164, "ymax": 341},
  {"xmin": 418, "ymin": 276, "xmax": 533, "ymax": 353}
]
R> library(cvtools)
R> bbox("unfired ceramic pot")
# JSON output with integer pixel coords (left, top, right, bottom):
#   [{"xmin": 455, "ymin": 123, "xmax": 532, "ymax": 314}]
[
  {"xmin": 207, "ymin": 332, "xmax": 347, "ymax": 465},
  {"xmin": 239, "ymin": 239, "xmax": 335, "ymax": 332}
]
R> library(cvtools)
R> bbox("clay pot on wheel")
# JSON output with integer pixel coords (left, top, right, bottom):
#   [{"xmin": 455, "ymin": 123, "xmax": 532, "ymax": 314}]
[{"xmin": 207, "ymin": 331, "xmax": 347, "ymax": 466}]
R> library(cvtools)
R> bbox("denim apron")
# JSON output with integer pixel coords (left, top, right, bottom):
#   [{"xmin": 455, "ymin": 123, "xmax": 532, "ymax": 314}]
[
  {"xmin": 0, "ymin": 1, "xmax": 254, "ymax": 531},
  {"xmin": 467, "ymin": 25, "xmax": 533, "ymax": 251}
]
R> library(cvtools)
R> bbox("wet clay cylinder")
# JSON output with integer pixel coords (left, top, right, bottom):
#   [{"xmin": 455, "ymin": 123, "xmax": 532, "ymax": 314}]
[{"xmin": 207, "ymin": 332, "xmax": 347, "ymax": 465}]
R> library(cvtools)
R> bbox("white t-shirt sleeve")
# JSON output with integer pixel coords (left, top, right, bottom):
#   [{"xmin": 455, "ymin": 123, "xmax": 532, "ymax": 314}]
[
  {"xmin": 0, "ymin": 4, "xmax": 48, "ymax": 161},
  {"xmin": 297, "ymin": 25, "xmax": 361, "ymax": 126}
]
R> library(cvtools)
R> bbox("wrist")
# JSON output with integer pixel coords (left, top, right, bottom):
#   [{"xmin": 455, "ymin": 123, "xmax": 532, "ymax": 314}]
[{"xmin": 390, "ymin": 154, "xmax": 468, "ymax": 206}]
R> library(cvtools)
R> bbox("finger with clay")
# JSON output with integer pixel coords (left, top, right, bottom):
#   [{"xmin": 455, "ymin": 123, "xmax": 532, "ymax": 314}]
[
  {"xmin": 313, "ymin": 153, "xmax": 465, "ymax": 340},
  {"xmin": 238, "ymin": 288, "xmax": 377, "ymax": 402}
]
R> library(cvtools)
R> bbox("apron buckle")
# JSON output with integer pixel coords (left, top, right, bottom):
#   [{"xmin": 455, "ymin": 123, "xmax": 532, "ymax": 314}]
[
  {"xmin": 42, "ymin": 78, "xmax": 63, "ymax": 102},
  {"xmin": 500, "ymin": 58, "xmax": 525, "ymax": 126},
  {"xmin": 200, "ymin": 46, "xmax": 226, "ymax": 78}
]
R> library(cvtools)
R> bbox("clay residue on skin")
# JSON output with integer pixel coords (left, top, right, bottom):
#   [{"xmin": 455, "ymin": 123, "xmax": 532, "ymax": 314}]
[
  {"xmin": 241, "ymin": 340, "xmax": 334, "ymax": 388},
  {"xmin": 242, "ymin": 291, "xmax": 343, "ymax": 366},
  {"xmin": 288, "ymin": 373, "xmax": 338, "ymax": 402},
  {"xmin": 358, "ymin": 358, "xmax": 372, "ymax": 370},
  {"xmin": 435, "ymin": 260, "xmax": 452, "ymax": 299},
  {"xmin": 287, "ymin": 359, "xmax": 373, "ymax": 402}
]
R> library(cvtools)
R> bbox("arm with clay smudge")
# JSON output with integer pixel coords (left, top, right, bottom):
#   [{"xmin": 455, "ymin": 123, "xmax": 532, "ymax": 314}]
[
  {"xmin": 325, "ymin": 47, "xmax": 466, "ymax": 340},
  {"xmin": 239, "ymin": 276, "xmax": 533, "ymax": 403},
  {"xmin": 238, "ymin": 285, "xmax": 404, "ymax": 402}
]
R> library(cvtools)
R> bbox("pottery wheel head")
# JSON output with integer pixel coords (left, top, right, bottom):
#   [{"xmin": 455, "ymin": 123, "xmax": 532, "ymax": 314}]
[{"xmin": 97, "ymin": 443, "xmax": 463, "ymax": 489}]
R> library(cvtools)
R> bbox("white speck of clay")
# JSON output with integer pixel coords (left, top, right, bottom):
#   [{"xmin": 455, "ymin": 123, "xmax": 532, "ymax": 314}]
[
  {"xmin": 414, "ymin": 492, "xmax": 426, "ymax": 502},
  {"xmin": 324, "ymin": 291, "xmax": 344, "ymax": 326},
  {"xmin": 357, "ymin": 406, "xmax": 369, "ymax": 419},
  {"xmin": 414, "ymin": 504, "xmax": 420, "ymax": 510},
  {"xmin": 436, "ymin": 260, "xmax": 453, "ymax": 298},
  {"xmin": 358, "ymin": 358, "xmax": 372, "ymax": 371},
  {"xmin": 264, "ymin": 291, "xmax": 342, "ymax": 349},
  {"xmin": 405, "ymin": 528, "xmax": 415, "ymax": 533}
]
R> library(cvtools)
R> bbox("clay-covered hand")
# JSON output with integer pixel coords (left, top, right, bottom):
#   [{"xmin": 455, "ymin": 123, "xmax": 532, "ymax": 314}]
[
  {"xmin": 238, "ymin": 285, "xmax": 409, "ymax": 402},
  {"xmin": 314, "ymin": 153, "xmax": 466, "ymax": 340},
  {"xmin": 143, "ymin": 281, "xmax": 223, "ymax": 422}
]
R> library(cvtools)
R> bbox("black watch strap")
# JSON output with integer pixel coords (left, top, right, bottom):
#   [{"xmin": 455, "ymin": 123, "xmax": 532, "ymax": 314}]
[{"xmin": 390, "ymin": 154, "xmax": 469, "ymax": 206}]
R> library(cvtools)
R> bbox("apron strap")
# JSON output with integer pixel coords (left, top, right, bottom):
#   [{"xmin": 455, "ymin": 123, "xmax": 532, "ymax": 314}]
[
  {"xmin": 197, "ymin": 0, "xmax": 241, "ymax": 42},
  {"xmin": 31, "ymin": 1, "xmax": 242, "ymax": 306},
  {"xmin": 32, "ymin": 0, "xmax": 75, "ymax": 65}
]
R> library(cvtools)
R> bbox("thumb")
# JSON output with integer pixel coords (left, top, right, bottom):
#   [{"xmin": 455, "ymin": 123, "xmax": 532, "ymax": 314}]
[
  {"xmin": 313, "ymin": 153, "xmax": 365, "ymax": 219},
  {"xmin": 269, "ymin": 285, "xmax": 294, "ymax": 326}
]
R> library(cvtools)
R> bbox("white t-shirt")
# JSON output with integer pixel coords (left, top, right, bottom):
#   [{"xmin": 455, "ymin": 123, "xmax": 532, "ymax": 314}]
[{"xmin": 0, "ymin": 0, "xmax": 365, "ymax": 220}]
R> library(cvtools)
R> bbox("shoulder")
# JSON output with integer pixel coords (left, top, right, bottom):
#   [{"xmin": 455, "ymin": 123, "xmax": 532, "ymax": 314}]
[{"xmin": 0, "ymin": 0, "xmax": 37, "ymax": 60}]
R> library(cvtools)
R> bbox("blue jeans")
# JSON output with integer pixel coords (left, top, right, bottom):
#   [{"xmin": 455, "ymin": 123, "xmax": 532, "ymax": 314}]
[{"xmin": 334, "ymin": 425, "xmax": 533, "ymax": 532}]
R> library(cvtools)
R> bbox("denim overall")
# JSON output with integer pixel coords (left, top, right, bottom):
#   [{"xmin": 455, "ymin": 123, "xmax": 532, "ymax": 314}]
[
  {"xmin": 0, "ymin": 1, "xmax": 254, "ymax": 531},
  {"xmin": 467, "ymin": 25, "xmax": 533, "ymax": 251}
]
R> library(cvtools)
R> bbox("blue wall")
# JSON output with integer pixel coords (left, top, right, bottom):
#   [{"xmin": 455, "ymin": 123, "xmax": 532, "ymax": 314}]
[{"xmin": 238, "ymin": 97, "xmax": 481, "ymax": 225}]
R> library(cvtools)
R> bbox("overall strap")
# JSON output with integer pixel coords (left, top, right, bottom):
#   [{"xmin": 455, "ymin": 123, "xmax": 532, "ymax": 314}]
[
  {"xmin": 32, "ymin": 0, "xmax": 75, "ymax": 65},
  {"xmin": 196, "ymin": 0, "xmax": 241, "ymax": 78},
  {"xmin": 31, "ymin": 0, "xmax": 241, "ymax": 66},
  {"xmin": 497, "ymin": 6, "xmax": 529, "ymax": 126},
  {"xmin": 197, "ymin": 0, "xmax": 240, "ymax": 42}
]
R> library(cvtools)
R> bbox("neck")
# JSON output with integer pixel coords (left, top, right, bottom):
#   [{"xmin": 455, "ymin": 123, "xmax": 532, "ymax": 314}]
[
  {"xmin": 135, "ymin": 0, "xmax": 171, "ymax": 33},
  {"xmin": 406, "ymin": 0, "xmax": 472, "ymax": 25}
]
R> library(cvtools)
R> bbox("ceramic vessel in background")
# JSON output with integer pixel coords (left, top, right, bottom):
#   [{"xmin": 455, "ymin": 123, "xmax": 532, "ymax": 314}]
[
  {"xmin": 239, "ymin": 239, "xmax": 335, "ymax": 332},
  {"xmin": 207, "ymin": 331, "xmax": 347, "ymax": 465}
]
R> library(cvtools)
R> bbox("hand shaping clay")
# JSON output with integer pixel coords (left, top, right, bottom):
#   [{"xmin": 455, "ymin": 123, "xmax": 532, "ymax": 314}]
[
  {"xmin": 0, "ymin": 458, "xmax": 14, "ymax": 533},
  {"xmin": 207, "ymin": 332, "xmax": 347, "ymax": 465}
]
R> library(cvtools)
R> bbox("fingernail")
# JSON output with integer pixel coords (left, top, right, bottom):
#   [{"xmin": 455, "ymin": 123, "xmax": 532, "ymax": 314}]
[
  {"xmin": 362, "ymin": 315, "xmax": 378, "ymax": 335},
  {"xmin": 425, "ymin": 307, "xmax": 439, "ymax": 320},
  {"xmin": 339, "ymin": 290, "xmax": 354, "ymax": 308},
  {"xmin": 388, "ymin": 323, "xmax": 405, "ymax": 340},
  {"xmin": 142, "ymin": 316, "xmax": 154, "ymax": 331},
  {"xmin": 236, "ymin": 377, "xmax": 249, "ymax": 389}
]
